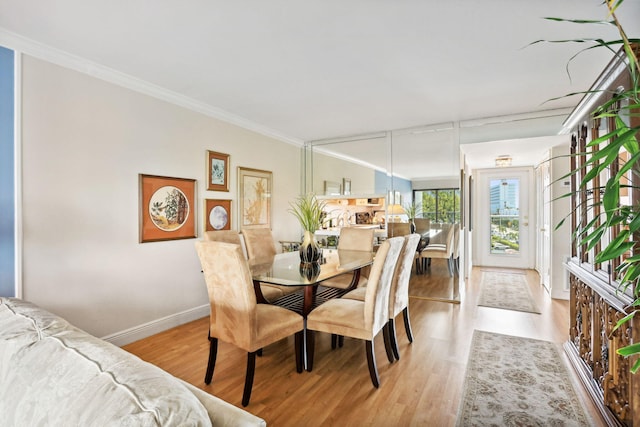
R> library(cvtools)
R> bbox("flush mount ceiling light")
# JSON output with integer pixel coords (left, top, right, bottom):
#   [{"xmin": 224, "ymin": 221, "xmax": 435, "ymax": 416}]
[{"xmin": 495, "ymin": 155, "xmax": 512, "ymax": 167}]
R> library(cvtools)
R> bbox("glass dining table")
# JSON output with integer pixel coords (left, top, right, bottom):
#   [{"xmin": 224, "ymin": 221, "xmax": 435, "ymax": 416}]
[{"xmin": 250, "ymin": 249, "xmax": 374, "ymax": 316}]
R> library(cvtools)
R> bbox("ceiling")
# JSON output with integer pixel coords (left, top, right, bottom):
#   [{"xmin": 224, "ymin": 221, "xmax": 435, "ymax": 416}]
[{"xmin": 1, "ymin": 1, "xmax": 638, "ymax": 174}]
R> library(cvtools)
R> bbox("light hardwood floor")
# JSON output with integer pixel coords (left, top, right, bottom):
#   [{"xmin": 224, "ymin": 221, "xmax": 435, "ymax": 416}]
[{"xmin": 123, "ymin": 260, "xmax": 604, "ymax": 426}]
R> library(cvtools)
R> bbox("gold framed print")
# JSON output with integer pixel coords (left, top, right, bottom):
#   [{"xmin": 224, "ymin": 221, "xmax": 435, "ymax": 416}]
[{"xmin": 238, "ymin": 167, "xmax": 272, "ymax": 229}]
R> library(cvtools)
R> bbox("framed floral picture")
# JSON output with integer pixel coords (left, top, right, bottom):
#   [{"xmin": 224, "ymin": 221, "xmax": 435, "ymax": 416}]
[
  {"xmin": 206, "ymin": 150, "xmax": 230, "ymax": 192},
  {"xmin": 238, "ymin": 167, "xmax": 272, "ymax": 229},
  {"xmin": 139, "ymin": 174, "xmax": 196, "ymax": 243},
  {"xmin": 205, "ymin": 199, "xmax": 232, "ymax": 231}
]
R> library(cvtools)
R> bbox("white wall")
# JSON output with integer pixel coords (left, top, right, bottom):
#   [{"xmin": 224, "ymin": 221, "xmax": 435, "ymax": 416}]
[
  {"xmin": 20, "ymin": 56, "xmax": 302, "ymax": 342},
  {"xmin": 312, "ymin": 150, "xmax": 376, "ymax": 195},
  {"xmin": 412, "ymin": 176, "xmax": 459, "ymax": 190},
  {"xmin": 550, "ymin": 144, "xmax": 571, "ymax": 299}
]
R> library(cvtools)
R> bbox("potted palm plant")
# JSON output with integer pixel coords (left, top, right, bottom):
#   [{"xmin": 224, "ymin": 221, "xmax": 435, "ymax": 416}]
[
  {"xmin": 288, "ymin": 193, "xmax": 327, "ymax": 264},
  {"xmin": 542, "ymin": 1, "xmax": 640, "ymax": 372}
]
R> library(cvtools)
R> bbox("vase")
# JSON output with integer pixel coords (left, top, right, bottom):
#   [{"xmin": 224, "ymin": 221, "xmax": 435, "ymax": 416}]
[
  {"xmin": 299, "ymin": 261, "xmax": 321, "ymax": 282},
  {"xmin": 410, "ymin": 219, "xmax": 416, "ymax": 234},
  {"xmin": 299, "ymin": 230, "xmax": 322, "ymax": 264}
]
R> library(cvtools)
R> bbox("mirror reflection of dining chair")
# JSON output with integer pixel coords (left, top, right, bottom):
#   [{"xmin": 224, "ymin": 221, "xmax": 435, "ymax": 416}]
[
  {"xmin": 387, "ymin": 222, "xmax": 411, "ymax": 238},
  {"xmin": 305, "ymin": 237, "xmax": 405, "ymax": 388},
  {"xmin": 205, "ymin": 230, "xmax": 282, "ymax": 302},
  {"xmin": 416, "ymin": 223, "xmax": 456, "ymax": 276},
  {"xmin": 242, "ymin": 228, "xmax": 302, "ymax": 300},
  {"xmin": 412, "ymin": 218, "xmax": 431, "ymax": 273},
  {"xmin": 195, "ymin": 241, "xmax": 304, "ymax": 406},
  {"xmin": 343, "ymin": 233, "xmax": 421, "ymax": 360},
  {"xmin": 413, "ymin": 218, "xmax": 430, "ymax": 234},
  {"xmin": 321, "ymin": 227, "xmax": 375, "ymax": 290},
  {"xmin": 452, "ymin": 224, "xmax": 460, "ymax": 276}
]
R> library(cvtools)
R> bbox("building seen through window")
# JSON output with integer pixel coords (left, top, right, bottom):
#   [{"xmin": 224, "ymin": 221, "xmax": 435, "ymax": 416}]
[{"xmin": 489, "ymin": 179, "xmax": 520, "ymax": 255}]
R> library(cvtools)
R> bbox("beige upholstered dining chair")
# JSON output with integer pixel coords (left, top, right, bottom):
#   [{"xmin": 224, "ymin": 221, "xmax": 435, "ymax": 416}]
[
  {"xmin": 387, "ymin": 222, "xmax": 411, "ymax": 238},
  {"xmin": 241, "ymin": 228, "xmax": 277, "ymax": 264},
  {"xmin": 343, "ymin": 233, "xmax": 421, "ymax": 361},
  {"xmin": 204, "ymin": 230, "xmax": 244, "ymax": 245},
  {"xmin": 306, "ymin": 236, "xmax": 405, "ymax": 388},
  {"xmin": 241, "ymin": 228, "xmax": 302, "ymax": 300},
  {"xmin": 413, "ymin": 218, "xmax": 431, "ymax": 273},
  {"xmin": 204, "ymin": 230, "xmax": 282, "ymax": 302},
  {"xmin": 452, "ymin": 224, "xmax": 460, "ymax": 276},
  {"xmin": 413, "ymin": 218, "xmax": 431, "ymax": 234},
  {"xmin": 320, "ymin": 227, "xmax": 375, "ymax": 290},
  {"xmin": 195, "ymin": 240, "xmax": 304, "ymax": 407},
  {"xmin": 416, "ymin": 223, "xmax": 456, "ymax": 276},
  {"xmin": 204, "ymin": 230, "xmax": 249, "ymax": 259}
]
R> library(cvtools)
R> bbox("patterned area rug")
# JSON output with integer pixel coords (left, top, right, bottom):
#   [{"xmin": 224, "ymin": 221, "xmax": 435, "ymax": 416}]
[
  {"xmin": 478, "ymin": 271, "xmax": 540, "ymax": 313},
  {"xmin": 456, "ymin": 331, "xmax": 590, "ymax": 427}
]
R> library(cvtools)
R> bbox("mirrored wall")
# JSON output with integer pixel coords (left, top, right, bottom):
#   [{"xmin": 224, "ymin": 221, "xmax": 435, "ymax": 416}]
[{"xmin": 303, "ymin": 124, "xmax": 462, "ymax": 303}]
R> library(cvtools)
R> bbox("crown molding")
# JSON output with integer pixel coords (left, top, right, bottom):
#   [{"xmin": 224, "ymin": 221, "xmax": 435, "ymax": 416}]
[
  {"xmin": 560, "ymin": 48, "xmax": 630, "ymax": 135},
  {"xmin": 0, "ymin": 27, "xmax": 304, "ymax": 146}
]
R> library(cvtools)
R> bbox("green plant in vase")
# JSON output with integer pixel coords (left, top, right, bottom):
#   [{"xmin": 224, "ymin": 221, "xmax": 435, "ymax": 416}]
[
  {"xmin": 288, "ymin": 193, "xmax": 327, "ymax": 264},
  {"xmin": 403, "ymin": 201, "xmax": 422, "ymax": 233}
]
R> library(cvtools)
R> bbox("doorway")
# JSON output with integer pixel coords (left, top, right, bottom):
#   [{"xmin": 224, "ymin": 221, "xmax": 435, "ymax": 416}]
[
  {"xmin": 474, "ymin": 167, "xmax": 535, "ymax": 269},
  {"xmin": 536, "ymin": 161, "xmax": 551, "ymax": 292}
]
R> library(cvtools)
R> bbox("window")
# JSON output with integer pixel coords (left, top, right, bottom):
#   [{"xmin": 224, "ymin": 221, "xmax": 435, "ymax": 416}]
[
  {"xmin": 489, "ymin": 178, "xmax": 520, "ymax": 255},
  {"xmin": 414, "ymin": 188, "xmax": 460, "ymax": 224}
]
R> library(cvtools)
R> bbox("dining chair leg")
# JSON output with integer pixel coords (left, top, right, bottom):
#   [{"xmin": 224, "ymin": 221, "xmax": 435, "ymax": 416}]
[
  {"xmin": 295, "ymin": 331, "xmax": 303, "ymax": 373},
  {"xmin": 365, "ymin": 340, "xmax": 380, "ymax": 388},
  {"xmin": 388, "ymin": 319, "xmax": 400, "ymax": 361},
  {"xmin": 382, "ymin": 324, "xmax": 395, "ymax": 363},
  {"xmin": 330, "ymin": 334, "xmax": 345, "ymax": 349},
  {"xmin": 402, "ymin": 307, "xmax": 414, "ymax": 343},
  {"xmin": 242, "ymin": 351, "xmax": 257, "ymax": 407},
  {"xmin": 306, "ymin": 330, "xmax": 315, "ymax": 372},
  {"xmin": 204, "ymin": 336, "xmax": 218, "ymax": 384}
]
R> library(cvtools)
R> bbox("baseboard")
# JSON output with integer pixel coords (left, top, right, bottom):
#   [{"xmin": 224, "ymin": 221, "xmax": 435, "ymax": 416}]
[{"xmin": 102, "ymin": 304, "xmax": 210, "ymax": 347}]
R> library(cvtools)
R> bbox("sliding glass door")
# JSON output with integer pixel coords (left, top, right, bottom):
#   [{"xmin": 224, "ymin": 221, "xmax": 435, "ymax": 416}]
[{"xmin": 414, "ymin": 188, "xmax": 460, "ymax": 223}]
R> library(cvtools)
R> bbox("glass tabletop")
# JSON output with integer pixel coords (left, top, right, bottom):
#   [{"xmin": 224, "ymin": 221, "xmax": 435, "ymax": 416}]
[{"xmin": 250, "ymin": 249, "xmax": 373, "ymax": 286}]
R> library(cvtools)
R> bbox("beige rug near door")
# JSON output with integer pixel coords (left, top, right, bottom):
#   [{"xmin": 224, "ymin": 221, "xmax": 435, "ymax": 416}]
[
  {"xmin": 478, "ymin": 271, "xmax": 540, "ymax": 313},
  {"xmin": 456, "ymin": 330, "xmax": 591, "ymax": 426}
]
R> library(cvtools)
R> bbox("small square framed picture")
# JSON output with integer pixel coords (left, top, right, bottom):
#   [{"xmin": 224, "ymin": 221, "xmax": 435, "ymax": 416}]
[{"xmin": 207, "ymin": 150, "xmax": 230, "ymax": 192}]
